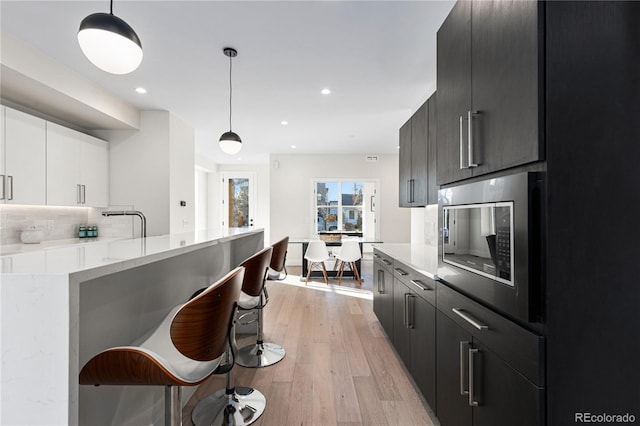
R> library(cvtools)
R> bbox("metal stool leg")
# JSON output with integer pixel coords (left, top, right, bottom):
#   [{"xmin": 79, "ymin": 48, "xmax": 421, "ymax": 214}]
[
  {"xmin": 236, "ymin": 293, "xmax": 285, "ymax": 368},
  {"xmin": 192, "ymin": 324, "xmax": 266, "ymax": 425}
]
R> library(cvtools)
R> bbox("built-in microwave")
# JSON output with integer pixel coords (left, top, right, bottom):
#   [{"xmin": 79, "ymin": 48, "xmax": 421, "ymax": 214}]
[{"xmin": 438, "ymin": 172, "xmax": 545, "ymax": 327}]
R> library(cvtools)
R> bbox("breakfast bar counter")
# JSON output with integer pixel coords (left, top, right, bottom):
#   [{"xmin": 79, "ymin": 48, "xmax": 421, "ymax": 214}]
[{"xmin": 0, "ymin": 228, "xmax": 264, "ymax": 425}]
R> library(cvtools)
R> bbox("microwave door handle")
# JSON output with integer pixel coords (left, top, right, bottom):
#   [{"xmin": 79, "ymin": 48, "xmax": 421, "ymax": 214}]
[{"xmin": 490, "ymin": 205, "xmax": 496, "ymax": 235}]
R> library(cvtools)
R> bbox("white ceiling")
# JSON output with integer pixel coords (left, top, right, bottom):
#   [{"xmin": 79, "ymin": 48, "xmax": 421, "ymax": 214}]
[{"xmin": 0, "ymin": 0, "xmax": 454, "ymax": 164}]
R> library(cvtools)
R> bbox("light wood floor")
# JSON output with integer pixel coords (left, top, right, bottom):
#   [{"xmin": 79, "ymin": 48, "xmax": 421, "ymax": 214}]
[{"xmin": 183, "ymin": 256, "xmax": 438, "ymax": 425}]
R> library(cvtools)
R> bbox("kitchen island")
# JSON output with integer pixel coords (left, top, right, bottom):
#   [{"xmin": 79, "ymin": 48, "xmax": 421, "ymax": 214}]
[{"xmin": 0, "ymin": 228, "xmax": 264, "ymax": 425}]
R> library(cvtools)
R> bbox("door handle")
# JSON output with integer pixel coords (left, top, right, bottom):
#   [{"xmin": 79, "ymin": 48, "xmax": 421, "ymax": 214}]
[
  {"xmin": 452, "ymin": 308, "xmax": 489, "ymax": 331},
  {"xmin": 406, "ymin": 179, "xmax": 411, "ymax": 204},
  {"xmin": 460, "ymin": 341, "xmax": 470, "ymax": 396},
  {"xmin": 82, "ymin": 184, "xmax": 86, "ymax": 204},
  {"xmin": 394, "ymin": 267, "xmax": 408, "ymax": 276},
  {"xmin": 406, "ymin": 294, "xmax": 415, "ymax": 329},
  {"xmin": 468, "ymin": 348, "xmax": 480, "ymax": 406},
  {"xmin": 468, "ymin": 111, "xmax": 479, "ymax": 167},
  {"xmin": 459, "ymin": 115, "xmax": 467, "ymax": 169},
  {"xmin": 77, "ymin": 184, "xmax": 82, "ymax": 204},
  {"xmin": 378, "ymin": 270, "xmax": 385, "ymax": 294},
  {"xmin": 409, "ymin": 279, "xmax": 433, "ymax": 292},
  {"xmin": 7, "ymin": 176, "xmax": 13, "ymax": 200},
  {"xmin": 0, "ymin": 175, "xmax": 4, "ymax": 200}
]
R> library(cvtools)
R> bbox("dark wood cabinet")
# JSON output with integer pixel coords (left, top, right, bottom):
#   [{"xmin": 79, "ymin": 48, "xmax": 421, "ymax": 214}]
[
  {"xmin": 398, "ymin": 94, "xmax": 437, "ymax": 207},
  {"xmin": 436, "ymin": 283, "xmax": 544, "ymax": 426},
  {"xmin": 398, "ymin": 119, "xmax": 412, "ymax": 207},
  {"xmin": 436, "ymin": 0, "xmax": 542, "ymax": 185},
  {"xmin": 427, "ymin": 95, "xmax": 438, "ymax": 205},
  {"xmin": 392, "ymin": 262, "xmax": 437, "ymax": 412},
  {"xmin": 372, "ymin": 251, "xmax": 394, "ymax": 340}
]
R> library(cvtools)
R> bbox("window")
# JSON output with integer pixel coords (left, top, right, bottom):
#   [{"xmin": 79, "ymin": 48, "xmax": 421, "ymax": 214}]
[{"xmin": 315, "ymin": 181, "xmax": 364, "ymax": 232}]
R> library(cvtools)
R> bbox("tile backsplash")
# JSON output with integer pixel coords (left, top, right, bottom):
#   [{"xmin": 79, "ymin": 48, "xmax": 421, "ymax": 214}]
[{"xmin": 0, "ymin": 205, "xmax": 133, "ymax": 245}]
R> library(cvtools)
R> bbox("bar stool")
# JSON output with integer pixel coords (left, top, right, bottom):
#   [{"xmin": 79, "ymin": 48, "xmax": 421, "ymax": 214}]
[
  {"xmin": 304, "ymin": 239, "xmax": 330, "ymax": 284},
  {"xmin": 267, "ymin": 236, "xmax": 289, "ymax": 280},
  {"xmin": 235, "ymin": 246, "xmax": 286, "ymax": 368},
  {"xmin": 79, "ymin": 267, "xmax": 245, "ymax": 426},
  {"xmin": 335, "ymin": 239, "xmax": 362, "ymax": 285}
]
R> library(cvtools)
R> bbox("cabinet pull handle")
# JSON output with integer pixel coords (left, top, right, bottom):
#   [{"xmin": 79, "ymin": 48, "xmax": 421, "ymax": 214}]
[
  {"xmin": 77, "ymin": 184, "xmax": 82, "ymax": 204},
  {"xmin": 7, "ymin": 176, "xmax": 13, "ymax": 200},
  {"xmin": 0, "ymin": 175, "xmax": 4, "ymax": 200},
  {"xmin": 452, "ymin": 308, "xmax": 489, "ymax": 331},
  {"xmin": 406, "ymin": 179, "xmax": 411, "ymax": 204},
  {"xmin": 407, "ymin": 294, "xmax": 415, "ymax": 329},
  {"xmin": 410, "ymin": 179, "xmax": 415, "ymax": 203},
  {"xmin": 378, "ymin": 270, "xmax": 385, "ymax": 294},
  {"xmin": 459, "ymin": 115, "xmax": 467, "ymax": 169},
  {"xmin": 382, "ymin": 259, "xmax": 392, "ymax": 266},
  {"xmin": 394, "ymin": 267, "xmax": 408, "ymax": 276},
  {"xmin": 468, "ymin": 111, "xmax": 479, "ymax": 167},
  {"xmin": 460, "ymin": 341, "xmax": 470, "ymax": 396},
  {"xmin": 82, "ymin": 184, "xmax": 86, "ymax": 204},
  {"xmin": 410, "ymin": 279, "xmax": 433, "ymax": 292},
  {"xmin": 468, "ymin": 348, "xmax": 480, "ymax": 406},
  {"xmin": 374, "ymin": 253, "xmax": 380, "ymax": 259}
]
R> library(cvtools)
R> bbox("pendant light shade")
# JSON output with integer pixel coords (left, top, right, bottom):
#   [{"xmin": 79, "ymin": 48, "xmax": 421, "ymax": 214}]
[
  {"xmin": 219, "ymin": 47, "xmax": 242, "ymax": 155},
  {"xmin": 78, "ymin": 1, "xmax": 142, "ymax": 74},
  {"xmin": 219, "ymin": 131, "xmax": 242, "ymax": 155}
]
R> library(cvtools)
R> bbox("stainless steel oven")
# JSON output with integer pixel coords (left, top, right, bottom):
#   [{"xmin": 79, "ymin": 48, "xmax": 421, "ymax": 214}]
[{"xmin": 438, "ymin": 172, "xmax": 545, "ymax": 326}]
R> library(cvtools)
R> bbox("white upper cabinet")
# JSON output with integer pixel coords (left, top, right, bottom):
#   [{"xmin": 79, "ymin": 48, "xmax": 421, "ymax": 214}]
[
  {"xmin": 1, "ymin": 107, "xmax": 47, "ymax": 205},
  {"xmin": 46, "ymin": 122, "xmax": 108, "ymax": 207}
]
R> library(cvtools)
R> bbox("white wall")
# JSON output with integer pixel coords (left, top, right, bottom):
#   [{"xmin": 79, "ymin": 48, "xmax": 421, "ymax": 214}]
[
  {"xmin": 270, "ymin": 153, "xmax": 410, "ymax": 264},
  {"xmin": 195, "ymin": 169, "xmax": 208, "ymax": 230},
  {"xmin": 169, "ymin": 114, "xmax": 195, "ymax": 234},
  {"xmin": 99, "ymin": 111, "xmax": 195, "ymax": 237}
]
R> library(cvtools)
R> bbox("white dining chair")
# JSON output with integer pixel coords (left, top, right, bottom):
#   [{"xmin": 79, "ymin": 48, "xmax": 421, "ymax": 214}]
[
  {"xmin": 304, "ymin": 240, "xmax": 330, "ymax": 284},
  {"xmin": 335, "ymin": 239, "xmax": 362, "ymax": 285}
]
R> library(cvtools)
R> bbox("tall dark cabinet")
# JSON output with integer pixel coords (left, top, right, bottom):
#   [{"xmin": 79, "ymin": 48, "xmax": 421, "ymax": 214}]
[
  {"xmin": 436, "ymin": 0, "xmax": 542, "ymax": 185},
  {"xmin": 398, "ymin": 94, "xmax": 437, "ymax": 206},
  {"xmin": 434, "ymin": 1, "xmax": 640, "ymax": 425}
]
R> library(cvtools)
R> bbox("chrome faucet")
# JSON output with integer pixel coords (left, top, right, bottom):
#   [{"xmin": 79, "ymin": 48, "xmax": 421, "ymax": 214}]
[{"xmin": 102, "ymin": 210, "xmax": 147, "ymax": 238}]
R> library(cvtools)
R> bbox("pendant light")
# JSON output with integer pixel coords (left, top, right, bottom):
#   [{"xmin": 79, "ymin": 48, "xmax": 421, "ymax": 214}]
[
  {"xmin": 78, "ymin": 0, "xmax": 143, "ymax": 74},
  {"xmin": 219, "ymin": 47, "xmax": 242, "ymax": 155}
]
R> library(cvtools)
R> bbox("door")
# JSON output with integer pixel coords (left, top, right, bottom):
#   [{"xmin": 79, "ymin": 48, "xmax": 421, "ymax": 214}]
[
  {"xmin": 398, "ymin": 119, "xmax": 412, "ymax": 207},
  {"xmin": 46, "ymin": 122, "xmax": 81, "ymax": 206},
  {"xmin": 436, "ymin": 0, "xmax": 472, "ymax": 185},
  {"xmin": 410, "ymin": 102, "xmax": 428, "ymax": 206},
  {"xmin": 373, "ymin": 257, "xmax": 394, "ymax": 339},
  {"xmin": 436, "ymin": 310, "xmax": 473, "ymax": 426},
  {"xmin": 4, "ymin": 107, "xmax": 46, "ymax": 205},
  {"xmin": 410, "ymin": 294, "xmax": 437, "ymax": 412},
  {"xmin": 221, "ymin": 172, "xmax": 257, "ymax": 231},
  {"xmin": 471, "ymin": 340, "xmax": 543, "ymax": 426},
  {"xmin": 471, "ymin": 0, "xmax": 540, "ymax": 174}
]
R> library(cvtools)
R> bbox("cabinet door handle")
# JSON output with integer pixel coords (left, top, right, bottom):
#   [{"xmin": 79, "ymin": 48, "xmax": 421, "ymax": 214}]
[
  {"xmin": 468, "ymin": 110, "xmax": 479, "ymax": 168},
  {"xmin": 0, "ymin": 175, "xmax": 4, "ymax": 200},
  {"xmin": 7, "ymin": 175, "xmax": 13, "ymax": 200},
  {"xmin": 459, "ymin": 115, "xmax": 467, "ymax": 169},
  {"xmin": 407, "ymin": 294, "xmax": 415, "ymax": 329},
  {"xmin": 452, "ymin": 308, "xmax": 489, "ymax": 331},
  {"xmin": 382, "ymin": 259, "xmax": 392, "ymax": 266},
  {"xmin": 468, "ymin": 348, "xmax": 480, "ymax": 406},
  {"xmin": 406, "ymin": 179, "xmax": 411, "ymax": 204},
  {"xmin": 77, "ymin": 184, "xmax": 82, "ymax": 204},
  {"xmin": 82, "ymin": 184, "xmax": 86, "ymax": 204},
  {"xmin": 394, "ymin": 267, "xmax": 408, "ymax": 276},
  {"xmin": 410, "ymin": 279, "xmax": 433, "ymax": 292},
  {"xmin": 411, "ymin": 179, "xmax": 416, "ymax": 203},
  {"xmin": 378, "ymin": 270, "xmax": 385, "ymax": 294},
  {"xmin": 460, "ymin": 341, "xmax": 470, "ymax": 396}
]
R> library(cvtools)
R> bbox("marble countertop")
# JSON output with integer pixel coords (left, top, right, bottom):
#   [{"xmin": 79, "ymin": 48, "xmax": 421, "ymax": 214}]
[
  {"xmin": 372, "ymin": 243, "xmax": 438, "ymax": 279},
  {"xmin": 0, "ymin": 228, "xmax": 263, "ymax": 277}
]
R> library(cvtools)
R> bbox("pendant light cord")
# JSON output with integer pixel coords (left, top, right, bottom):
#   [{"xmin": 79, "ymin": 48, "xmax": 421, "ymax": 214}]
[
  {"xmin": 229, "ymin": 54, "xmax": 233, "ymax": 132},
  {"xmin": 109, "ymin": 0, "xmax": 113, "ymax": 15}
]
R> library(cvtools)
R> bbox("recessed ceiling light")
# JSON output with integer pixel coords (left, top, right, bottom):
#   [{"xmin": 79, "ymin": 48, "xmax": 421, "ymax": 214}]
[
  {"xmin": 321, "ymin": 88, "xmax": 331, "ymax": 95},
  {"xmin": 290, "ymin": 145, "xmax": 297, "ymax": 149},
  {"xmin": 135, "ymin": 87, "xmax": 147, "ymax": 94},
  {"xmin": 397, "ymin": 145, "xmax": 400, "ymax": 149},
  {"xmin": 281, "ymin": 120, "xmax": 288, "ymax": 125}
]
